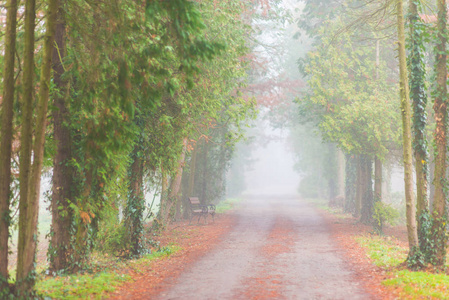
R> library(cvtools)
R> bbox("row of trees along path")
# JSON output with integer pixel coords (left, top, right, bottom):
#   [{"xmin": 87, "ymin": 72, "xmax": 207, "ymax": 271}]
[{"xmin": 0, "ymin": 0, "xmax": 256, "ymax": 297}]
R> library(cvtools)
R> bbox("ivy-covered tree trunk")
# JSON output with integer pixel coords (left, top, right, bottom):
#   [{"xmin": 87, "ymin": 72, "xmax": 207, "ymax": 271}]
[
  {"xmin": 183, "ymin": 145, "xmax": 197, "ymax": 219},
  {"xmin": 49, "ymin": 3, "xmax": 74, "ymax": 273},
  {"xmin": 17, "ymin": 0, "xmax": 59, "ymax": 295},
  {"xmin": 16, "ymin": 0, "xmax": 37, "ymax": 295},
  {"xmin": 396, "ymin": 0, "xmax": 419, "ymax": 257},
  {"xmin": 430, "ymin": 0, "xmax": 448, "ymax": 267},
  {"xmin": 160, "ymin": 138, "xmax": 188, "ymax": 226},
  {"xmin": 344, "ymin": 154, "xmax": 356, "ymax": 214},
  {"xmin": 408, "ymin": 0, "xmax": 430, "ymax": 262},
  {"xmin": 360, "ymin": 156, "xmax": 374, "ymax": 225},
  {"xmin": 373, "ymin": 157, "xmax": 383, "ymax": 232},
  {"xmin": 0, "ymin": 0, "xmax": 18, "ymax": 292},
  {"xmin": 124, "ymin": 144, "xmax": 144, "ymax": 257},
  {"xmin": 200, "ymin": 140, "xmax": 209, "ymax": 203}
]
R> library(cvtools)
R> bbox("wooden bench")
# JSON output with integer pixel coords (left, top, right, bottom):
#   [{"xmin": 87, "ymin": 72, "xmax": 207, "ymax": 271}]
[{"xmin": 187, "ymin": 197, "xmax": 216, "ymax": 224}]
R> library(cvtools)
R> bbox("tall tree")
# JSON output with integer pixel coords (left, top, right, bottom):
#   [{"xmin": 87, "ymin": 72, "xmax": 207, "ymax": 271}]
[
  {"xmin": 0, "ymin": 0, "xmax": 18, "ymax": 292},
  {"xmin": 396, "ymin": 0, "xmax": 418, "ymax": 258},
  {"xmin": 16, "ymin": 0, "xmax": 37, "ymax": 294},
  {"xmin": 408, "ymin": 0, "xmax": 431, "ymax": 263},
  {"xmin": 430, "ymin": 0, "xmax": 448, "ymax": 267},
  {"xmin": 49, "ymin": 2, "xmax": 74, "ymax": 272},
  {"xmin": 16, "ymin": 0, "xmax": 59, "ymax": 295}
]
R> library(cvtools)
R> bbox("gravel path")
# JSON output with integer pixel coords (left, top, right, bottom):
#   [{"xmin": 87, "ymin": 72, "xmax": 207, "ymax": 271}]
[{"xmin": 157, "ymin": 195, "xmax": 374, "ymax": 300}]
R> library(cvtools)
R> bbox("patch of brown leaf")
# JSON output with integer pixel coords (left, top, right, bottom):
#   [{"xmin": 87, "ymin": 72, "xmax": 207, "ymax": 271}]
[
  {"xmin": 109, "ymin": 214, "xmax": 236, "ymax": 299},
  {"xmin": 318, "ymin": 208, "xmax": 407, "ymax": 300},
  {"xmin": 239, "ymin": 217, "xmax": 295, "ymax": 300}
]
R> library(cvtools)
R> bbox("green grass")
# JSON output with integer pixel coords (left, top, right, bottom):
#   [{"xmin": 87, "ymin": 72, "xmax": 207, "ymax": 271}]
[
  {"xmin": 215, "ymin": 197, "xmax": 242, "ymax": 213},
  {"xmin": 355, "ymin": 235, "xmax": 407, "ymax": 268},
  {"xmin": 36, "ymin": 271, "xmax": 130, "ymax": 299},
  {"xmin": 36, "ymin": 245, "xmax": 180, "ymax": 299},
  {"xmin": 384, "ymin": 270, "xmax": 449, "ymax": 299},
  {"xmin": 356, "ymin": 235, "xmax": 449, "ymax": 299}
]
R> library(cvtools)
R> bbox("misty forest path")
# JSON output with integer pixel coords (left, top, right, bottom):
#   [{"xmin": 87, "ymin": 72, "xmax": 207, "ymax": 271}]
[{"xmin": 156, "ymin": 195, "xmax": 374, "ymax": 300}]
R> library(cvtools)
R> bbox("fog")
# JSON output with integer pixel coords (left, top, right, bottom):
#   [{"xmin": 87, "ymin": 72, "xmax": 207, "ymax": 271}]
[{"xmin": 242, "ymin": 128, "xmax": 301, "ymax": 197}]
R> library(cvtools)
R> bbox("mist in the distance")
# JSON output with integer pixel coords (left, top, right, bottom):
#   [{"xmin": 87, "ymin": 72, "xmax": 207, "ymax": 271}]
[{"xmin": 241, "ymin": 128, "xmax": 301, "ymax": 197}]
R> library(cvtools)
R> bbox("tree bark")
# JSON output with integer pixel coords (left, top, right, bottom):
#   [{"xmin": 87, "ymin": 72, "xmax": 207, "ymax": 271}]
[
  {"xmin": 183, "ymin": 144, "xmax": 197, "ymax": 219},
  {"xmin": 17, "ymin": 0, "xmax": 59, "ymax": 295},
  {"xmin": 337, "ymin": 148, "xmax": 345, "ymax": 200},
  {"xmin": 200, "ymin": 140, "xmax": 209, "ymax": 203},
  {"xmin": 16, "ymin": 0, "xmax": 37, "ymax": 295},
  {"xmin": 354, "ymin": 155, "xmax": 362, "ymax": 218},
  {"xmin": 49, "ymin": 3, "xmax": 73, "ymax": 272},
  {"xmin": 430, "ymin": 0, "xmax": 448, "ymax": 267},
  {"xmin": 374, "ymin": 157, "xmax": 382, "ymax": 201},
  {"xmin": 360, "ymin": 156, "xmax": 373, "ymax": 225},
  {"xmin": 125, "ymin": 144, "xmax": 144, "ymax": 256},
  {"xmin": 327, "ymin": 143, "xmax": 337, "ymax": 206},
  {"xmin": 408, "ymin": 0, "xmax": 430, "ymax": 259},
  {"xmin": 396, "ymin": 0, "xmax": 419, "ymax": 256},
  {"xmin": 0, "ymin": 0, "xmax": 18, "ymax": 291},
  {"xmin": 160, "ymin": 138, "xmax": 188, "ymax": 226},
  {"xmin": 344, "ymin": 154, "xmax": 356, "ymax": 214}
]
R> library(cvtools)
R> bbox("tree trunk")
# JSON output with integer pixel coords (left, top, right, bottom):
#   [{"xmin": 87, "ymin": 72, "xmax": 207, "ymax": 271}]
[
  {"xmin": 327, "ymin": 143, "xmax": 337, "ymax": 206},
  {"xmin": 354, "ymin": 155, "xmax": 362, "ymax": 218},
  {"xmin": 0, "ymin": 0, "xmax": 18, "ymax": 292},
  {"xmin": 408, "ymin": 0, "xmax": 430, "ymax": 261},
  {"xmin": 374, "ymin": 157, "xmax": 382, "ymax": 201},
  {"xmin": 183, "ymin": 144, "xmax": 197, "ymax": 219},
  {"xmin": 430, "ymin": 0, "xmax": 448, "ymax": 267},
  {"xmin": 360, "ymin": 156, "xmax": 374, "ymax": 225},
  {"xmin": 17, "ymin": 0, "xmax": 59, "ymax": 295},
  {"xmin": 337, "ymin": 148, "xmax": 345, "ymax": 202},
  {"xmin": 49, "ymin": 3, "xmax": 73, "ymax": 272},
  {"xmin": 396, "ymin": 0, "xmax": 419, "ymax": 256},
  {"xmin": 125, "ymin": 144, "xmax": 144, "ymax": 257},
  {"xmin": 160, "ymin": 138, "xmax": 188, "ymax": 226},
  {"xmin": 16, "ymin": 0, "xmax": 37, "ymax": 295},
  {"xmin": 200, "ymin": 140, "xmax": 209, "ymax": 203},
  {"xmin": 344, "ymin": 154, "xmax": 356, "ymax": 214}
]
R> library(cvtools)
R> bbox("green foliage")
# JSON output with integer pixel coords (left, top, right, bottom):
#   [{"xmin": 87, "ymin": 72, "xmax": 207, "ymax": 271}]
[
  {"xmin": 373, "ymin": 201, "xmax": 400, "ymax": 230},
  {"xmin": 384, "ymin": 270, "xmax": 449, "ymax": 299},
  {"xmin": 358, "ymin": 234, "xmax": 449, "ymax": 298},
  {"xmin": 297, "ymin": 16, "xmax": 400, "ymax": 159},
  {"xmin": 417, "ymin": 209, "xmax": 433, "ymax": 264},
  {"xmin": 36, "ymin": 272, "xmax": 130, "ymax": 299},
  {"xmin": 427, "ymin": 213, "xmax": 448, "ymax": 267},
  {"xmin": 355, "ymin": 235, "xmax": 407, "ymax": 268},
  {"xmin": 215, "ymin": 198, "xmax": 242, "ymax": 213},
  {"xmin": 37, "ymin": 245, "xmax": 179, "ymax": 299}
]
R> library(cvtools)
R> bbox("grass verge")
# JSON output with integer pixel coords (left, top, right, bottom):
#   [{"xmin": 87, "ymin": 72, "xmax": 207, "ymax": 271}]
[
  {"xmin": 314, "ymin": 198, "xmax": 449, "ymax": 299},
  {"xmin": 356, "ymin": 234, "xmax": 449, "ymax": 299},
  {"xmin": 215, "ymin": 197, "xmax": 242, "ymax": 213},
  {"xmin": 36, "ymin": 245, "xmax": 180, "ymax": 299}
]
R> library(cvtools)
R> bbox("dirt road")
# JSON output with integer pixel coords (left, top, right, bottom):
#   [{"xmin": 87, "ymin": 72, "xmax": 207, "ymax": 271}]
[{"xmin": 156, "ymin": 195, "xmax": 373, "ymax": 300}]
